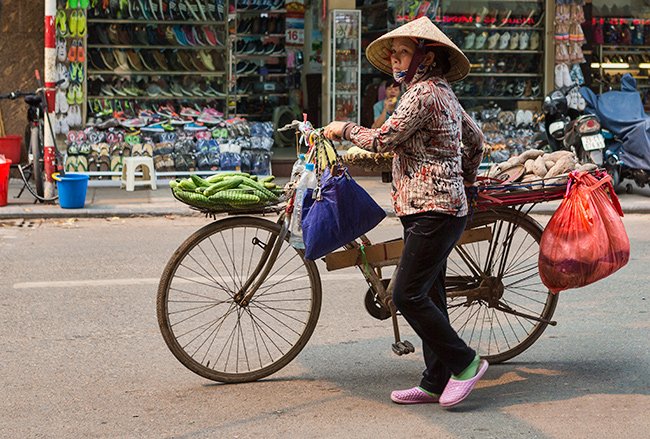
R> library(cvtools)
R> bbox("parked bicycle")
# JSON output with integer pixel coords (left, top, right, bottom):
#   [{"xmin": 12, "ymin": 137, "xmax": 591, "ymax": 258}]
[
  {"xmin": 0, "ymin": 72, "xmax": 65, "ymax": 202},
  {"xmin": 157, "ymin": 127, "xmax": 568, "ymax": 384}
]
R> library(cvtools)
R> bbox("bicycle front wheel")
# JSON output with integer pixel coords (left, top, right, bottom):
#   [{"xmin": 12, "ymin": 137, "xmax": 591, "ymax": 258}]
[
  {"xmin": 157, "ymin": 216, "xmax": 322, "ymax": 383},
  {"xmin": 446, "ymin": 209, "xmax": 558, "ymax": 363},
  {"xmin": 30, "ymin": 124, "xmax": 44, "ymax": 198}
]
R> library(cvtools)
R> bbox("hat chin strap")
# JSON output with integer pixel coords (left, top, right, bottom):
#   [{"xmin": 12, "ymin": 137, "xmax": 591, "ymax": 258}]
[{"xmin": 404, "ymin": 43, "xmax": 427, "ymax": 83}]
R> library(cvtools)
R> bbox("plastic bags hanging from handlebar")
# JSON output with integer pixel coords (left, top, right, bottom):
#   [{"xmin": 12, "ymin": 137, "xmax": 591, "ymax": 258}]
[{"xmin": 538, "ymin": 171, "xmax": 630, "ymax": 294}]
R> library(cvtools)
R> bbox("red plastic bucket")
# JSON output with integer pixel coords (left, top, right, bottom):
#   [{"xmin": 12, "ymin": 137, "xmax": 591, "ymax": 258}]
[
  {"xmin": 0, "ymin": 135, "xmax": 22, "ymax": 164},
  {"xmin": 0, "ymin": 159, "xmax": 12, "ymax": 207}
]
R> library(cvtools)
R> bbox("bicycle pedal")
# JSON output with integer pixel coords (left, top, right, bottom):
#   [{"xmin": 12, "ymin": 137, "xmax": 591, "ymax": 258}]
[{"xmin": 391, "ymin": 341, "xmax": 415, "ymax": 356}]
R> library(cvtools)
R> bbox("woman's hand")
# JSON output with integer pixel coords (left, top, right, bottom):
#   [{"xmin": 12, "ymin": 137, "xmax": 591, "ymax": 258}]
[{"xmin": 323, "ymin": 121, "xmax": 347, "ymax": 141}]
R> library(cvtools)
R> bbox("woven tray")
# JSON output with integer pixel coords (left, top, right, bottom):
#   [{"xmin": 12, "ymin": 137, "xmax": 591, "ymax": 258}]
[
  {"xmin": 341, "ymin": 152, "xmax": 394, "ymax": 172},
  {"xmin": 172, "ymin": 189, "xmax": 287, "ymax": 216}
]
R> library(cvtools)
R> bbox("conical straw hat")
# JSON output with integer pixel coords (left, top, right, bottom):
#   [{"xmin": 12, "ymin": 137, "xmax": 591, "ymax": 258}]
[{"xmin": 365, "ymin": 17, "xmax": 470, "ymax": 83}]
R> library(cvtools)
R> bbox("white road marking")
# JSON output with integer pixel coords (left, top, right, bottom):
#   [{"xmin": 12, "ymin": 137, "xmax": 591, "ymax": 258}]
[{"xmin": 12, "ymin": 273, "xmax": 368, "ymax": 289}]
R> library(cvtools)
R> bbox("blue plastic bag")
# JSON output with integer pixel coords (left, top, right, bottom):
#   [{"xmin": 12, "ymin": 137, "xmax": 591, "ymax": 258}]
[{"xmin": 301, "ymin": 167, "xmax": 386, "ymax": 260}]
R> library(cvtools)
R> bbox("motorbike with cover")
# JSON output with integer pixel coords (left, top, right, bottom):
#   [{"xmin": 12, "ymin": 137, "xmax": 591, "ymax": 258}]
[{"xmin": 580, "ymin": 73, "xmax": 650, "ymax": 191}]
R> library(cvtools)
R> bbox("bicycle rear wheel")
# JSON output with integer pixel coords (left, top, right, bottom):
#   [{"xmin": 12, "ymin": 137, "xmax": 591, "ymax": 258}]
[
  {"xmin": 446, "ymin": 209, "xmax": 558, "ymax": 363},
  {"xmin": 157, "ymin": 216, "xmax": 322, "ymax": 383}
]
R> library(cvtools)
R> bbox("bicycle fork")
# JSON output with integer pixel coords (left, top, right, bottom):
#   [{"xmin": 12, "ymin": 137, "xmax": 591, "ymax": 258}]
[{"xmin": 233, "ymin": 215, "xmax": 290, "ymax": 307}]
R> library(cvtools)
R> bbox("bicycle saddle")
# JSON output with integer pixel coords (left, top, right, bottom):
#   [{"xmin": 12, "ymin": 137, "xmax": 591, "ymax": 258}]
[{"xmin": 24, "ymin": 94, "xmax": 42, "ymax": 106}]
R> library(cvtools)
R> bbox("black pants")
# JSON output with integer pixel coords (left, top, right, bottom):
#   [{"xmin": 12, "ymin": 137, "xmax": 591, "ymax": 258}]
[{"xmin": 393, "ymin": 211, "xmax": 476, "ymax": 394}]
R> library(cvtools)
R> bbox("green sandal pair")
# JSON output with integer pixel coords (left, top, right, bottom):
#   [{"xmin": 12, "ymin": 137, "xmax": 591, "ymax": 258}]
[{"xmin": 65, "ymin": 155, "xmax": 89, "ymax": 172}]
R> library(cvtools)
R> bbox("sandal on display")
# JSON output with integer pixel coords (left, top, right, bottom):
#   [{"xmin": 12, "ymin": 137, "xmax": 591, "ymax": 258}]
[
  {"xmin": 474, "ymin": 32, "xmax": 488, "ymax": 49},
  {"xmin": 463, "ymin": 32, "xmax": 476, "ymax": 50},
  {"xmin": 487, "ymin": 32, "xmax": 500, "ymax": 50},
  {"xmin": 57, "ymin": 39, "xmax": 67, "ymax": 62},
  {"xmin": 529, "ymin": 31, "xmax": 540, "ymax": 50},
  {"xmin": 76, "ymin": 10, "xmax": 87, "ymax": 37},
  {"xmin": 110, "ymin": 155, "xmax": 123, "ymax": 179},
  {"xmin": 509, "ymin": 32, "xmax": 520, "ymax": 50},
  {"xmin": 65, "ymin": 155, "xmax": 78, "ymax": 173},
  {"xmin": 56, "ymin": 10, "xmax": 68, "ymax": 37},
  {"xmin": 519, "ymin": 32, "xmax": 530, "ymax": 50},
  {"xmin": 76, "ymin": 155, "xmax": 89, "ymax": 172}
]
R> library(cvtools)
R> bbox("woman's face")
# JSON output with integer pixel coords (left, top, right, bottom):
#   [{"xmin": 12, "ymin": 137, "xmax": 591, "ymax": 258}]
[
  {"xmin": 390, "ymin": 37, "xmax": 416, "ymax": 73},
  {"xmin": 386, "ymin": 85, "xmax": 400, "ymax": 99}
]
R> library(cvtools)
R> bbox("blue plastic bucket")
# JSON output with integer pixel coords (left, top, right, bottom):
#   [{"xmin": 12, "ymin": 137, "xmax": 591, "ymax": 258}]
[{"xmin": 56, "ymin": 173, "xmax": 89, "ymax": 209}]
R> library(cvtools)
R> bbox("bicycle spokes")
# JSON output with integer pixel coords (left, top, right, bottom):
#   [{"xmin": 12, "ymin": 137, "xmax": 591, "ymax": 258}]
[{"xmin": 445, "ymin": 211, "xmax": 557, "ymax": 363}]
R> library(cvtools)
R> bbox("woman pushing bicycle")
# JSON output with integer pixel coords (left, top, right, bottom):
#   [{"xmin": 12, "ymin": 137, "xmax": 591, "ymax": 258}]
[{"xmin": 324, "ymin": 17, "xmax": 487, "ymax": 408}]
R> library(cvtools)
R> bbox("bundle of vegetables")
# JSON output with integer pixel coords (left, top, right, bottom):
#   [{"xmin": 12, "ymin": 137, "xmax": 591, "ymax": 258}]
[
  {"xmin": 170, "ymin": 172, "xmax": 285, "ymax": 211},
  {"xmin": 484, "ymin": 150, "xmax": 598, "ymax": 185}
]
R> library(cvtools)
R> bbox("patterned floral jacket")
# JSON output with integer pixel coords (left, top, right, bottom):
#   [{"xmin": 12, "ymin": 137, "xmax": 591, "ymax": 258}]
[{"xmin": 343, "ymin": 76, "xmax": 484, "ymax": 217}]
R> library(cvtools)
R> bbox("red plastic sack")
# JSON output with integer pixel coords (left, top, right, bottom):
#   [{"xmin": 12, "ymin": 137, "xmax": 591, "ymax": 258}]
[{"xmin": 539, "ymin": 171, "xmax": 630, "ymax": 294}]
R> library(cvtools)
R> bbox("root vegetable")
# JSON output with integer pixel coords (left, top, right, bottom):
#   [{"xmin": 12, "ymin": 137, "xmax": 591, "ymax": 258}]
[
  {"xmin": 516, "ymin": 149, "xmax": 545, "ymax": 164},
  {"xmin": 524, "ymin": 159, "xmax": 535, "ymax": 175},
  {"xmin": 545, "ymin": 156, "xmax": 577, "ymax": 178},
  {"xmin": 533, "ymin": 156, "xmax": 548, "ymax": 177}
]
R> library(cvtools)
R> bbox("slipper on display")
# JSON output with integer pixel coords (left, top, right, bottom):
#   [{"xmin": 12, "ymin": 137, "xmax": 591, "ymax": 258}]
[
  {"xmin": 56, "ymin": 39, "xmax": 67, "ymax": 62},
  {"xmin": 110, "ymin": 155, "xmax": 123, "ymax": 176},
  {"xmin": 68, "ymin": 0, "xmax": 79, "ymax": 8},
  {"xmin": 65, "ymin": 155, "xmax": 78, "ymax": 173},
  {"xmin": 67, "ymin": 39, "xmax": 78, "ymax": 62},
  {"xmin": 76, "ymin": 155, "xmax": 89, "ymax": 172},
  {"xmin": 131, "ymin": 143, "xmax": 143, "ymax": 156},
  {"xmin": 76, "ymin": 40, "xmax": 86, "ymax": 63},
  {"xmin": 67, "ymin": 142, "xmax": 80, "ymax": 155},
  {"xmin": 55, "ymin": 10, "xmax": 68, "ymax": 37},
  {"xmin": 143, "ymin": 143, "xmax": 154, "ymax": 157},
  {"xmin": 69, "ymin": 10, "xmax": 79, "ymax": 37}
]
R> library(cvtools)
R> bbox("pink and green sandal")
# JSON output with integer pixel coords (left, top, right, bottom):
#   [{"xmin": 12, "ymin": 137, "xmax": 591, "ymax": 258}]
[
  {"xmin": 439, "ymin": 360, "xmax": 489, "ymax": 408},
  {"xmin": 390, "ymin": 387, "xmax": 439, "ymax": 405}
]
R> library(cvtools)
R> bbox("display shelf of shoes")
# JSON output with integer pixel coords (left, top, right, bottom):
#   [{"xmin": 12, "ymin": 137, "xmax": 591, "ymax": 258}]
[
  {"xmin": 228, "ymin": 5, "xmax": 290, "ymax": 120},
  {"xmin": 86, "ymin": 2, "xmax": 230, "ymax": 108},
  {"xmin": 87, "ymin": 70, "xmax": 227, "ymax": 76},
  {"xmin": 87, "ymin": 95, "xmax": 226, "ymax": 100},
  {"xmin": 87, "ymin": 18, "xmax": 226, "ymax": 25},
  {"xmin": 437, "ymin": 0, "xmax": 546, "ymax": 107},
  {"xmin": 234, "ymin": 9, "xmax": 287, "ymax": 15},
  {"xmin": 88, "ymin": 44, "xmax": 226, "ymax": 50},
  {"xmin": 468, "ymin": 73, "xmax": 542, "ymax": 77},
  {"xmin": 592, "ymin": 44, "xmax": 650, "ymax": 94}
]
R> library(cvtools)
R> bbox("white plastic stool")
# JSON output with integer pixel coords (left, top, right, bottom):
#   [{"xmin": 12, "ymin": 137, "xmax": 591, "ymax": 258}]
[{"xmin": 121, "ymin": 156, "xmax": 157, "ymax": 191}]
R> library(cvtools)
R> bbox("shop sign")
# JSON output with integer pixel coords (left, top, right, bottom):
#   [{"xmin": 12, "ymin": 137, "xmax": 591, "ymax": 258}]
[{"xmin": 286, "ymin": 21, "xmax": 305, "ymax": 46}]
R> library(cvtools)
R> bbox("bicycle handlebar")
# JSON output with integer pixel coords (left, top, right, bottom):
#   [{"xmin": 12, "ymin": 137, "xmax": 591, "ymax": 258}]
[{"xmin": 0, "ymin": 79, "xmax": 65, "ymax": 100}]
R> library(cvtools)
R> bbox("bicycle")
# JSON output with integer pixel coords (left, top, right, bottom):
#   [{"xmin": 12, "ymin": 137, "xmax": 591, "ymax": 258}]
[
  {"xmin": 0, "ymin": 72, "xmax": 65, "ymax": 202},
  {"xmin": 156, "ymin": 127, "xmax": 565, "ymax": 383}
]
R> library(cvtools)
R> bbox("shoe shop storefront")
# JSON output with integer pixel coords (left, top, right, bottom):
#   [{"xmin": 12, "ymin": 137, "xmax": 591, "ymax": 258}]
[{"xmin": 44, "ymin": 0, "xmax": 636, "ymax": 179}]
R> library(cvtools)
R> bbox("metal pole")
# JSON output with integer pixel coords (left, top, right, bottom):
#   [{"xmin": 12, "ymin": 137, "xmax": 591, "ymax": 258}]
[{"xmin": 43, "ymin": 0, "xmax": 57, "ymax": 199}]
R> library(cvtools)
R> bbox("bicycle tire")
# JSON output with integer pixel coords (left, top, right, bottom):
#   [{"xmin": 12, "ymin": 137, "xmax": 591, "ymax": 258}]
[
  {"xmin": 30, "ymin": 124, "xmax": 44, "ymax": 199},
  {"xmin": 157, "ymin": 216, "xmax": 322, "ymax": 383},
  {"xmin": 446, "ymin": 209, "xmax": 558, "ymax": 363}
]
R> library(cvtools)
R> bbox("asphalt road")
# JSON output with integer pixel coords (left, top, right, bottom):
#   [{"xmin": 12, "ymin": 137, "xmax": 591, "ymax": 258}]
[{"xmin": 1, "ymin": 215, "xmax": 648, "ymax": 438}]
